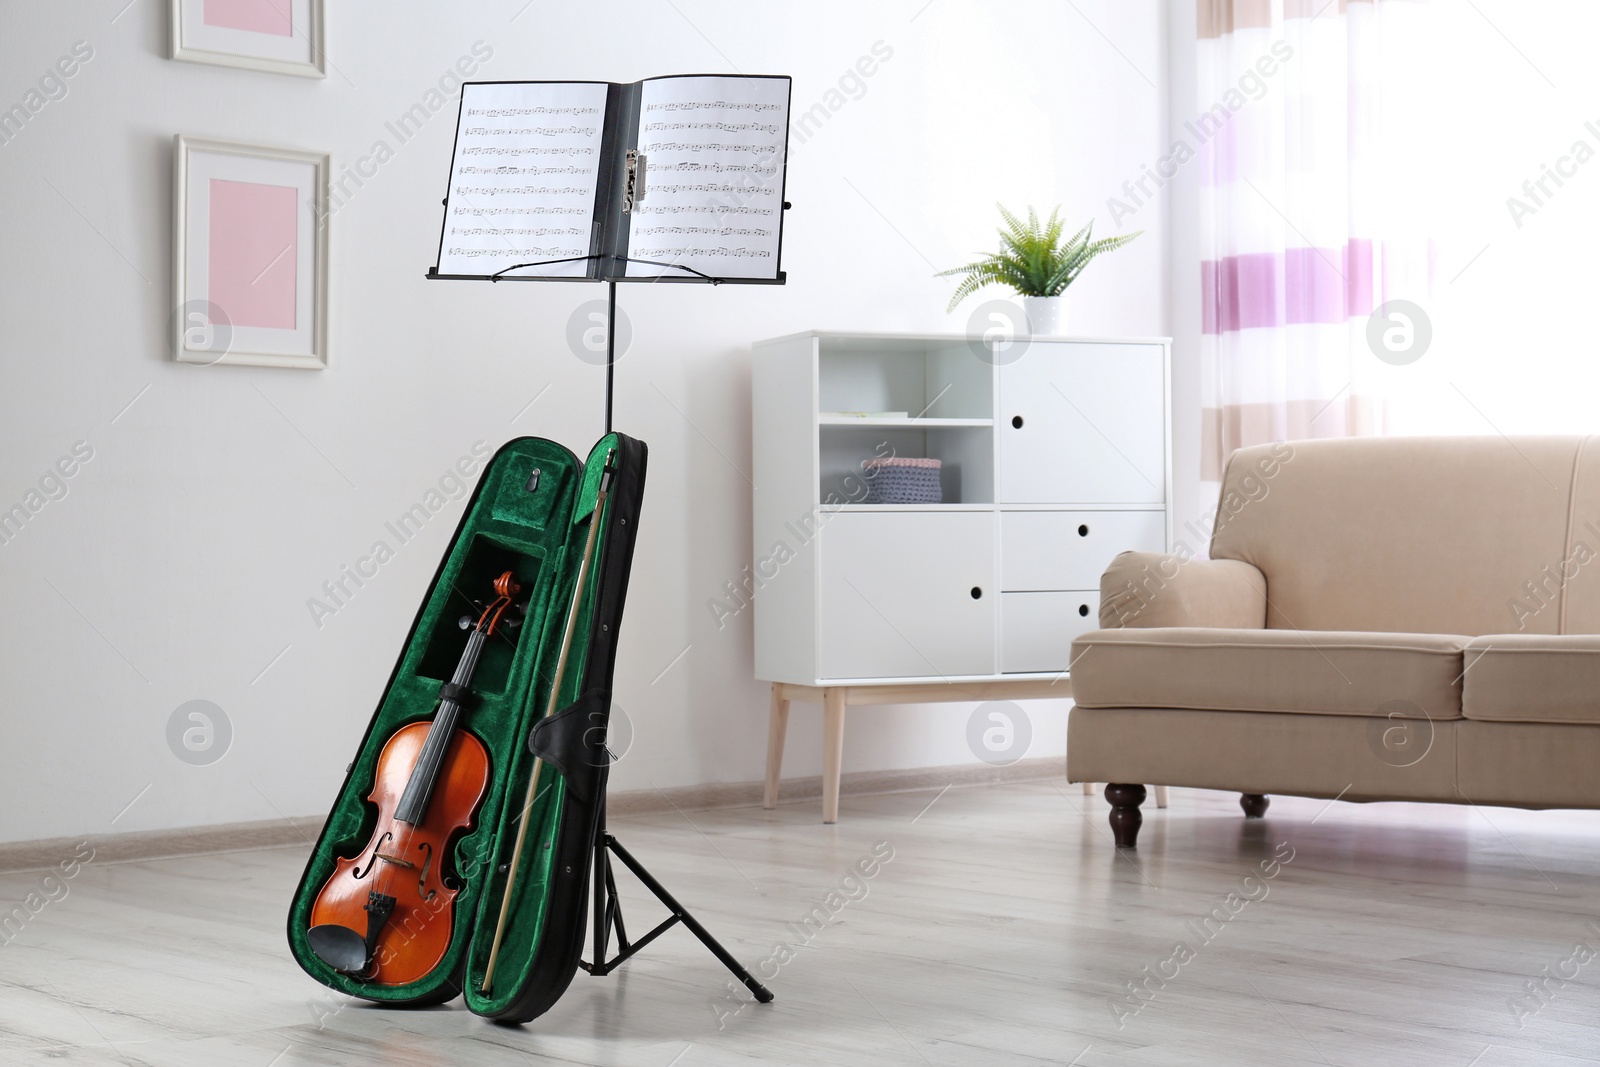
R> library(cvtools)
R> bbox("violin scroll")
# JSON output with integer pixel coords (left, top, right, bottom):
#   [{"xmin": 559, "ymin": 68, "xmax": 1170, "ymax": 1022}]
[{"xmin": 476, "ymin": 570, "xmax": 522, "ymax": 636}]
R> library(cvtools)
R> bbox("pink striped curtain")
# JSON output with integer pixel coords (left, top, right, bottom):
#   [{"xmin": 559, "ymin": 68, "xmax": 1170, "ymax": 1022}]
[{"xmin": 1199, "ymin": 0, "xmax": 1434, "ymax": 487}]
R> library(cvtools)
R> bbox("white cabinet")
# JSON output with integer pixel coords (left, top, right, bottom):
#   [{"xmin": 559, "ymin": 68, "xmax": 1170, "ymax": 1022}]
[
  {"xmin": 752, "ymin": 331, "xmax": 1170, "ymax": 685},
  {"xmin": 818, "ymin": 512, "xmax": 995, "ymax": 679}
]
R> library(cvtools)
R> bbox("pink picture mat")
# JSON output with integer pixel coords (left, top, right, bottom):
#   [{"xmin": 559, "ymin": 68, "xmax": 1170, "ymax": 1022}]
[
  {"xmin": 202, "ymin": 0, "xmax": 294, "ymax": 37},
  {"xmin": 208, "ymin": 178, "xmax": 299, "ymax": 330}
]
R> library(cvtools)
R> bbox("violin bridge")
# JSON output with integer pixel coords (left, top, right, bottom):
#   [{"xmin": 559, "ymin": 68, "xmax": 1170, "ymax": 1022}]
[{"xmin": 374, "ymin": 852, "xmax": 417, "ymax": 870}]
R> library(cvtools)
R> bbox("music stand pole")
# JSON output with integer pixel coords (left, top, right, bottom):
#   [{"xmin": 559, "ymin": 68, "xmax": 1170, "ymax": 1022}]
[
  {"xmin": 475, "ymin": 254, "xmax": 748, "ymax": 443},
  {"xmin": 605, "ymin": 279, "xmax": 616, "ymax": 436}
]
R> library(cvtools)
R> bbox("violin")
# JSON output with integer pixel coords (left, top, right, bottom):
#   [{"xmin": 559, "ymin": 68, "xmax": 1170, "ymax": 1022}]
[{"xmin": 306, "ymin": 571, "xmax": 519, "ymax": 985}]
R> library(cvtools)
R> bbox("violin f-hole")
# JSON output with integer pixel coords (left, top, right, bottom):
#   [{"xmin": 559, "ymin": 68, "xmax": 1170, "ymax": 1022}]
[
  {"xmin": 353, "ymin": 831, "xmax": 392, "ymax": 880},
  {"xmin": 416, "ymin": 842, "xmax": 436, "ymax": 902}
]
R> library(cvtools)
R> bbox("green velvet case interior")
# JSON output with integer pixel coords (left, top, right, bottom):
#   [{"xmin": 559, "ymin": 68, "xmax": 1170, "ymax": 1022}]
[{"xmin": 287, "ymin": 435, "xmax": 619, "ymax": 1010}]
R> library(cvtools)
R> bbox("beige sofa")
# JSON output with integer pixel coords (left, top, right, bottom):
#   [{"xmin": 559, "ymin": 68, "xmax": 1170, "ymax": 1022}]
[{"xmin": 1067, "ymin": 435, "xmax": 1600, "ymax": 847}]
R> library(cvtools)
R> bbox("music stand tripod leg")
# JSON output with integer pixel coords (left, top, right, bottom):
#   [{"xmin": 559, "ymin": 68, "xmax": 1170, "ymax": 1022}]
[
  {"xmin": 608, "ymin": 835, "xmax": 774, "ymax": 1002},
  {"xmin": 584, "ymin": 824, "xmax": 774, "ymax": 1003}
]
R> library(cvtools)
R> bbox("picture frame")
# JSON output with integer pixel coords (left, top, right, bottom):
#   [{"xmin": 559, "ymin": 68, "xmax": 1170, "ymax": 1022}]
[
  {"xmin": 169, "ymin": 0, "xmax": 326, "ymax": 79},
  {"xmin": 173, "ymin": 136, "xmax": 329, "ymax": 370}
]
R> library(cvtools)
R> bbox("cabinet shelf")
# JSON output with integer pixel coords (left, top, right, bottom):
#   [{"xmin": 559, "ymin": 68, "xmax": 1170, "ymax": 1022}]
[
  {"xmin": 818, "ymin": 416, "xmax": 993, "ymax": 429},
  {"xmin": 820, "ymin": 503, "xmax": 994, "ymax": 513},
  {"xmin": 818, "ymin": 422, "xmax": 992, "ymax": 505}
]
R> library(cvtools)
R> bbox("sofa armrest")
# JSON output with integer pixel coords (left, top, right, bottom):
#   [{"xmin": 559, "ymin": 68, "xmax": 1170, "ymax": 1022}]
[{"xmin": 1098, "ymin": 551, "xmax": 1267, "ymax": 629}]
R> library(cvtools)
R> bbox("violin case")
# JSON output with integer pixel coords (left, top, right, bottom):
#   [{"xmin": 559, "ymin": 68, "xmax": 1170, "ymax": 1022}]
[{"xmin": 286, "ymin": 432, "xmax": 646, "ymax": 1023}]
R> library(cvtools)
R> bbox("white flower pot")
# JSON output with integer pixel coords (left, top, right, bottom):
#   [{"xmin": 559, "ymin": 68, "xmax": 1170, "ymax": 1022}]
[{"xmin": 1021, "ymin": 295, "xmax": 1069, "ymax": 336}]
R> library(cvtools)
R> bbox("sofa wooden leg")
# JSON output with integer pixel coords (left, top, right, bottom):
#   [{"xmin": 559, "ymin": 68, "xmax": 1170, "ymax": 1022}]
[
  {"xmin": 1105, "ymin": 784, "xmax": 1147, "ymax": 848},
  {"xmin": 1240, "ymin": 793, "xmax": 1269, "ymax": 819}
]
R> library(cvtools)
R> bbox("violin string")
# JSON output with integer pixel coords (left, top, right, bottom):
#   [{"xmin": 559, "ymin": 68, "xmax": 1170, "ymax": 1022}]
[
  {"xmin": 369, "ymin": 592, "xmax": 503, "ymax": 977},
  {"xmin": 386, "ymin": 621, "xmax": 486, "ymax": 921}
]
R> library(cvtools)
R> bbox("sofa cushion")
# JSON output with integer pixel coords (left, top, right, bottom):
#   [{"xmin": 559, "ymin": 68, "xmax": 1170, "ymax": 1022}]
[
  {"xmin": 1070, "ymin": 627, "xmax": 1466, "ymax": 718},
  {"xmin": 1462, "ymin": 634, "xmax": 1600, "ymax": 724}
]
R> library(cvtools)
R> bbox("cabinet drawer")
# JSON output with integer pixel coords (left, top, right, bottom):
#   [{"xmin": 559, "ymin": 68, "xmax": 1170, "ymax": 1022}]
[
  {"xmin": 1000, "ymin": 510, "xmax": 1165, "ymax": 591},
  {"xmin": 818, "ymin": 511, "xmax": 996, "ymax": 679},
  {"xmin": 999, "ymin": 591, "xmax": 1100, "ymax": 674}
]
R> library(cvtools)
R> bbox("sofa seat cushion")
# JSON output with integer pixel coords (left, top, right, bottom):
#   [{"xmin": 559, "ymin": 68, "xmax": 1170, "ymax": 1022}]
[
  {"xmin": 1462, "ymin": 635, "xmax": 1600, "ymax": 724},
  {"xmin": 1070, "ymin": 627, "xmax": 1467, "ymax": 718}
]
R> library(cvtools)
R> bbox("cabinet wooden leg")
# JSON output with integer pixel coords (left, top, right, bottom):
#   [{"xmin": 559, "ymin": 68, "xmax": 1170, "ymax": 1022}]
[
  {"xmin": 1240, "ymin": 793, "xmax": 1269, "ymax": 818},
  {"xmin": 1153, "ymin": 785, "xmax": 1169, "ymax": 809},
  {"xmin": 1105, "ymin": 783, "xmax": 1147, "ymax": 848},
  {"xmin": 822, "ymin": 687, "xmax": 847, "ymax": 824},
  {"xmin": 1081, "ymin": 782, "xmax": 1095, "ymax": 796},
  {"xmin": 763, "ymin": 685, "xmax": 790, "ymax": 810}
]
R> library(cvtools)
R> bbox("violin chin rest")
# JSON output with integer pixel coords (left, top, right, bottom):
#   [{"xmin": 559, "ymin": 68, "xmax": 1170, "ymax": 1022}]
[{"xmin": 308, "ymin": 923, "xmax": 371, "ymax": 975}]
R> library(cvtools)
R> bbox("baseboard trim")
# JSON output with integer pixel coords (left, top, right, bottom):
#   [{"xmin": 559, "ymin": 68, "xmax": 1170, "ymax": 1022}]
[
  {"xmin": 0, "ymin": 757, "xmax": 1065, "ymax": 872},
  {"xmin": 0, "ymin": 815, "xmax": 327, "ymax": 875},
  {"xmin": 606, "ymin": 755, "xmax": 1067, "ymax": 816}
]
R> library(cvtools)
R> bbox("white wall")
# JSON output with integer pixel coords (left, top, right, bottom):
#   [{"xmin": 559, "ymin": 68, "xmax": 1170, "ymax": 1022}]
[{"xmin": 0, "ymin": 0, "xmax": 1168, "ymax": 844}]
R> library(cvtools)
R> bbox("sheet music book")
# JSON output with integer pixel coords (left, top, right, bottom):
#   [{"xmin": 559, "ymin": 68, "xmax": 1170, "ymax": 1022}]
[{"xmin": 430, "ymin": 74, "xmax": 791, "ymax": 283}]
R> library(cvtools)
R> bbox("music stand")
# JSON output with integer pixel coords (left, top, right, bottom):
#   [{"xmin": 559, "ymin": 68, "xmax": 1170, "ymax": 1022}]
[{"xmin": 424, "ymin": 74, "xmax": 789, "ymax": 1004}]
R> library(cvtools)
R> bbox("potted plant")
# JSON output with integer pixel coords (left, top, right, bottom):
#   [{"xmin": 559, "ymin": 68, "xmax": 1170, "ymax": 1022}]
[{"xmin": 940, "ymin": 205, "xmax": 1141, "ymax": 335}]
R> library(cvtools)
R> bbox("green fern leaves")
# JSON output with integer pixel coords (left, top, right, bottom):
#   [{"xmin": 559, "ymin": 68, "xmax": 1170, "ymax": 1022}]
[{"xmin": 939, "ymin": 205, "xmax": 1140, "ymax": 312}]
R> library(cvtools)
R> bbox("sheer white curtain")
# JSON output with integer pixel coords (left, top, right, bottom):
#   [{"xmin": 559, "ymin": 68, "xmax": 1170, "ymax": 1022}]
[{"xmin": 1198, "ymin": 0, "xmax": 1435, "ymax": 493}]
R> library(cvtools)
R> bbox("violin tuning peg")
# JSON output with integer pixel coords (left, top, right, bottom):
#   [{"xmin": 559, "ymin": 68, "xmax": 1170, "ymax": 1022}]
[{"xmin": 458, "ymin": 614, "xmax": 473, "ymax": 630}]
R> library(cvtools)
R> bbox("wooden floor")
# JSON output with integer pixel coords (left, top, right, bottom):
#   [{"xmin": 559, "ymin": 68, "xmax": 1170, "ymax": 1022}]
[{"xmin": 4, "ymin": 782, "xmax": 1600, "ymax": 1065}]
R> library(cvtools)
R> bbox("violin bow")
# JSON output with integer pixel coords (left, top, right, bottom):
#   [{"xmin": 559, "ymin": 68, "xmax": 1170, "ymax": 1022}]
[{"xmin": 481, "ymin": 450, "xmax": 614, "ymax": 994}]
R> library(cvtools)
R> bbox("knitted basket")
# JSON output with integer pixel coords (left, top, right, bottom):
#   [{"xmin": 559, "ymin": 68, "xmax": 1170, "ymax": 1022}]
[{"xmin": 862, "ymin": 457, "xmax": 942, "ymax": 504}]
